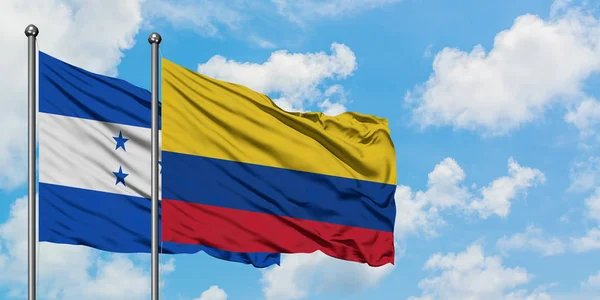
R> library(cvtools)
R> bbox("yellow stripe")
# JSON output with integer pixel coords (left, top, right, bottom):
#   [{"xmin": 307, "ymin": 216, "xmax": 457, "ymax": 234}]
[{"xmin": 161, "ymin": 58, "xmax": 396, "ymax": 185}]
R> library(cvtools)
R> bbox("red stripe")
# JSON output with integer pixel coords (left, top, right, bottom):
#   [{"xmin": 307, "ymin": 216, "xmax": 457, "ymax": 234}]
[{"xmin": 162, "ymin": 199, "xmax": 395, "ymax": 267}]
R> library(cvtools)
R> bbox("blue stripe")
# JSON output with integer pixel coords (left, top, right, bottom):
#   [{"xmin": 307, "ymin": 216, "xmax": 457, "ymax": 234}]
[
  {"xmin": 39, "ymin": 51, "xmax": 162, "ymax": 129},
  {"xmin": 162, "ymin": 151, "xmax": 397, "ymax": 232},
  {"xmin": 39, "ymin": 182, "xmax": 279, "ymax": 268}
]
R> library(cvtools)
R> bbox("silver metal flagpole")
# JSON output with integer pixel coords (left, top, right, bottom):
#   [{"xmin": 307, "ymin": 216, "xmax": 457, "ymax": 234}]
[
  {"xmin": 148, "ymin": 32, "xmax": 162, "ymax": 300},
  {"xmin": 25, "ymin": 24, "xmax": 39, "ymax": 300}
]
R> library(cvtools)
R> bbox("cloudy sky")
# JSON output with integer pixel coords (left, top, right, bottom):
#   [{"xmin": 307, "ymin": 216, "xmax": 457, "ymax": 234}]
[{"xmin": 1, "ymin": 0, "xmax": 600, "ymax": 299}]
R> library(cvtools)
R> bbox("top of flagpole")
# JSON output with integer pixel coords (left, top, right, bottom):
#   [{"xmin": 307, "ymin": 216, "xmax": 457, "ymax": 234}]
[
  {"xmin": 148, "ymin": 32, "xmax": 161, "ymax": 44},
  {"xmin": 24, "ymin": 24, "xmax": 39, "ymax": 37}
]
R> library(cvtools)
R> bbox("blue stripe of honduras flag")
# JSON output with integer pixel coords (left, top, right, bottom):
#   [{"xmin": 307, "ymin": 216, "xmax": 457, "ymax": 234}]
[{"xmin": 38, "ymin": 51, "xmax": 280, "ymax": 268}]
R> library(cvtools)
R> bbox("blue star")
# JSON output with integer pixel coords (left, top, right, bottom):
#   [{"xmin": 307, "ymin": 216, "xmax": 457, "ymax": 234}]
[
  {"xmin": 113, "ymin": 131, "xmax": 129, "ymax": 151},
  {"xmin": 113, "ymin": 166, "xmax": 129, "ymax": 186}
]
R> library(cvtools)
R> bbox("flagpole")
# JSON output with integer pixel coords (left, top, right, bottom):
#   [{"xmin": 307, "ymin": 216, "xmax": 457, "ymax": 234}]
[
  {"xmin": 148, "ymin": 32, "xmax": 162, "ymax": 300},
  {"xmin": 24, "ymin": 24, "xmax": 39, "ymax": 300},
  {"xmin": 25, "ymin": 24, "xmax": 39, "ymax": 300}
]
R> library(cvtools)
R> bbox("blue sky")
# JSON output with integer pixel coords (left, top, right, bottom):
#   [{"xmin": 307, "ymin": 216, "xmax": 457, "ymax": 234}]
[{"xmin": 1, "ymin": 0, "xmax": 600, "ymax": 299}]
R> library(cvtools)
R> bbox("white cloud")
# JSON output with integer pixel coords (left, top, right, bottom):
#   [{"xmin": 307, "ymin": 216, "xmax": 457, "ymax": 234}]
[
  {"xmin": 582, "ymin": 271, "xmax": 600, "ymax": 289},
  {"xmin": 566, "ymin": 156, "xmax": 600, "ymax": 254},
  {"xmin": 248, "ymin": 35, "xmax": 277, "ymax": 49},
  {"xmin": 424, "ymin": 44, "xmax": 434, "ymax": 58},
  {"xmin": 585, "ymin": 188, "xmax": 600, "ymax": 222},
  {"xmin": 504, "ymin": 290, "xmax": 553, "ymax": 300},
  {"xmin": 569, "ymin": 183, "xmax": 600, "ymax": 253},
  {"xmin": 405, "ymin": 4, "xmax": 600, "ymax": 135},
  {"xmin": 550, "ymin": 0, "xmax": 575, "ymax": 17},
  {"xmin": 194, "ymin": 285, "xmax": 228, "ymax": 300},
  {"xmin": 468, "ymin": 158, "xmax": 546, "ymax": 218},
  {"xmin": 143, "ymin": 0, "xmax": 393, "ymax": 47},
  {"xmin": 197, "ymin": 43, "xmax": 356, "ymax": 113},
  {"xmin": 565, "ymin": 98, "xmax": 600, "ymax": 137},
  {"xmin": 395, "ymin": 157, "xmax": 545, "ymax": 238},
  {"xmin": 67, "ymin": 255, "xmax": 149, "ymax": 300},
  {"xmin": 143, "ymin": 0, "xmax": 245, "ymax": 37},
  {"xmin": 160, "ymin": 257, "xmax": 176, "ymax": 273},
  {"xmin": 496, "ymin": 225, "xmax": 566, "ymax": 257},
  {"xmin": 198, "ymin": 43, "xmax": 356, "ymax": 114},
  {"xmin": 569, "ymin": 157, "xmax": 600, "ymax": 192},
  {"xmin": 394, "ymin": 184, "xmax": 444, "ymax": 237},
  {"xmin": 272, "ymin": 0, "xmax": 401, "ymax": 25},
  {"xmin": 260, "ymin": 251, "xmax": 394, "ymax": 300},
  {"xmin": 316, "ymin": 85, "xmax": 348, "ymax": 116},
  {"xmin": 0, "ymin": 0, "xmax": 144, "ymax": 189},
  {"xmin": 571, "ymin": 228, "xmax": 600, "ymax": 253},
  {"xmin": 409, "ymin": 244, "xmax": 550, "ymax": 300},
  {"xmin": 0, "ymin": 196, "xmax": 171, "ymax": 299},
  {"xmin": 318, "ymin": 99, "xmax": 347, "ymax": 116},
  {"xmin": 394, "ymin": 158, "xmax": 469, "ymax": 238}
]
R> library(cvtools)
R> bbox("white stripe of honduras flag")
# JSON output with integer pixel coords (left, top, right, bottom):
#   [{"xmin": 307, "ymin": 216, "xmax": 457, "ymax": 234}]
[{"xmin": 38, "ymin": 51, "xmax": 279, "ymax": 268}]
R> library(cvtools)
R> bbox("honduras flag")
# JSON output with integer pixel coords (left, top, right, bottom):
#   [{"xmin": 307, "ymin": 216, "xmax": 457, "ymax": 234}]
[{"xmin": 38, "ymin": 51, "xmax": 280, "ymax": 268}]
